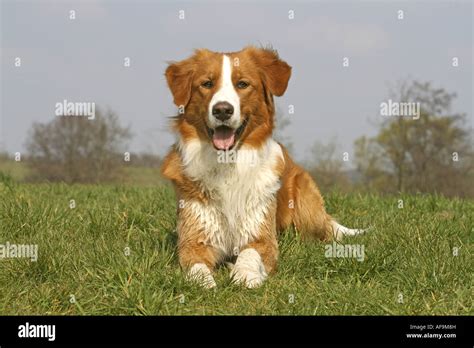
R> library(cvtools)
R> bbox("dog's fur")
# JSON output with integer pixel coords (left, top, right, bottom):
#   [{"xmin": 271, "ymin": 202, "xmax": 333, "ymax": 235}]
[{"xmin": 161, "ymin": 47, "xmax": 362, "ymax": 288}]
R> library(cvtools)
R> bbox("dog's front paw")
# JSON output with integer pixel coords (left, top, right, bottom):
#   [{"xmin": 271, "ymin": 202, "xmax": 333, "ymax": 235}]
[
  {"xmin": 186, "ymin": 263, "xmax": 217, "ymax": 289},
  {"xmin": 230, "ymin": 249, "xmax": 267, "ymax": 288}
]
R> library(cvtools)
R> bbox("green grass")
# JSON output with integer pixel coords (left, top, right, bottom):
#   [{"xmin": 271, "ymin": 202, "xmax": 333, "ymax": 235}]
[
  {"xmin": 0, "ymin": 179, "xmax": 472, "ymax": 315},
  {"xmin": 0, "ymin": 158, "xmax": 165, "ymax": 186},
  {"xmin": 0, "ymin": 160, "xmax": 30, "ymax": 182}
]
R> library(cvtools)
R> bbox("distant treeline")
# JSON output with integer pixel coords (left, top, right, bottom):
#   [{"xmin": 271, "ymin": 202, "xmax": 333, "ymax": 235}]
[
  {"xmin": 304, "ymin": 81, "xmax": 474, "ymax": 198},
  {"xmin": 0, "ymin": 109, "xmax": 162, "ymax": 184},
  {"xmin": 0, "ymin": 81, "xmax": 472, "ymax": 197}
]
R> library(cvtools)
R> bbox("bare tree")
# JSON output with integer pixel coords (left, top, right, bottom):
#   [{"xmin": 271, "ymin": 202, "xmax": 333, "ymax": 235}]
[
  {"xmin": 273, "ymin": 106, "xmax": 294, "ymax": 154},
  {"xmin": 26, "ymin": 108, "xmax": 131, "ymax": 183},
  {"xmin": 307, "ymin": 137, "xmax": 351, "ymax": 192},
  {"xmin": 355, "ymin": 81, "xmax": 474, "ymax": 197}
]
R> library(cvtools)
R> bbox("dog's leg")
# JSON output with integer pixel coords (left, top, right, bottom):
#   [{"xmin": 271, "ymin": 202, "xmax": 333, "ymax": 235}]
[
  {"xmin": 286, "ymin": 168, "xmax": 335, "ymax": 241},
  {"xmin": 177, "ymin": 204, "xmax": 221, "ymax": 289},
  {"xmin": 231, "ymin": 202, "xmax": 279, "ymax": 288},
  {"xmin": 231, "ymin": 238, "xmax": 278, "ymax": 289},
  {"xmin": 178, "ymin": 238, "xmax": 220, "ymax": 289},
  {"xmin": 279, "ymin": 167, "xmax": 365, "ymax": 241}
]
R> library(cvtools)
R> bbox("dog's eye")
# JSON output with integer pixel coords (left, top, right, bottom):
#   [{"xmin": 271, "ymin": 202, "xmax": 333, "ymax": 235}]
[
  {"xmin": 237, "ymin": 80, "xmax": 249, "ymax": 89},
  {"xmin": 201, "ymin": 80, "xmax": 213, "ymax": 89}
]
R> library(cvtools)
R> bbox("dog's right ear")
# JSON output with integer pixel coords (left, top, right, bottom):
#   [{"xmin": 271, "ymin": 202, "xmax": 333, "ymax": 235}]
[{"xmin": 165, "ymin": 58, "xmax": 195, "ymax": 108}]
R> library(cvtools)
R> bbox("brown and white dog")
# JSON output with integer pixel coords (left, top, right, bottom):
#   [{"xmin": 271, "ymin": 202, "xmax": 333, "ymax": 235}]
[{"xmin": 161, "ymin": 46, "xmax": 363, "ymax": 288}]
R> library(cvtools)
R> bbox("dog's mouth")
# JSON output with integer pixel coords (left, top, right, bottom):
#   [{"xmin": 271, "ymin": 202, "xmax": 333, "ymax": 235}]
[{"xmin": 206, "ymin": 119, "xmax": 248, "ymax": 151}]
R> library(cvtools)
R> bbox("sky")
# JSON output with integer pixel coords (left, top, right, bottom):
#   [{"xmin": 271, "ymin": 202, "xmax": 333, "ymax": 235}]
[{"xmin": 1, "ymin": 0, "xmax": 472, "ymax": 163}]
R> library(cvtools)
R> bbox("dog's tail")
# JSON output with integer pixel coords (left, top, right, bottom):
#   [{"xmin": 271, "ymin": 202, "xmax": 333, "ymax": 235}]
[
  {"xmin": 293, "ymin": 213, "xmax": 368, "ymax": 242},
  {"xmin": 332, "ymin": 220, "xmax": 367, "ymax": 241}
]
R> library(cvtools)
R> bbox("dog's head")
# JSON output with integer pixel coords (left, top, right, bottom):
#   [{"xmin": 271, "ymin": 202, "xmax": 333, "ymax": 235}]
[{"xmin": 165, "ymin": 46, "xmax": 292, "ymax": 150}]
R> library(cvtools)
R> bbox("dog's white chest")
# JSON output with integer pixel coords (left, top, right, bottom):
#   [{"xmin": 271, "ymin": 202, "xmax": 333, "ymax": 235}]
[{"xmin": 180, "ymin": 138, "xmax": 283, "ymax": 256}]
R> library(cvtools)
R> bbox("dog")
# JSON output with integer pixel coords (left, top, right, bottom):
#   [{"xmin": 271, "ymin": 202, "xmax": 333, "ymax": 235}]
[{"xmin": 161, "ymin": 46, "xmax": 363, "ymax": 288}]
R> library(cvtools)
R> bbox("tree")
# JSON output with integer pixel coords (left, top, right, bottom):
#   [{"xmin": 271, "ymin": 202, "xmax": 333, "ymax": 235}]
[
  {"xmin": 26, "ymin": 108, "xmax": 131, "ymax": 183},
  {"xmin": 307, "ymin": 137, "xmax": 351, "ymax": 192},
  {"xmin": 273, "ymin": 106, "xmax": 294, "ymax": 154},
  {"xmin": 355, "ymin": 81, "xmax": 474, "ymax": 197},
  {"xmin": 354, "ymin": 136, "xmax": 391, "ymax": 192}
]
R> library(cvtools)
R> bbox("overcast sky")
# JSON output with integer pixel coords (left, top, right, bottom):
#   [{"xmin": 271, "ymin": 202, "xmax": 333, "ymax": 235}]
[{"xmin": 1, "ymin": 0, "xmax": 472, "ymax": 163}]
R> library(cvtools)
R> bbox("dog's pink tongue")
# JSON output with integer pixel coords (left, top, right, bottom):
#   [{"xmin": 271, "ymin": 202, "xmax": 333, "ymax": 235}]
[{"xmin": 212, "ymin": 127, "xmax": 235, "ymax": 150}]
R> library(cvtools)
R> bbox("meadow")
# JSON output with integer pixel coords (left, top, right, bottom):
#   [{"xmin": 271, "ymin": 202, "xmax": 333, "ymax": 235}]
[{"xmin": 0, "ymin": 174, "xmax": 472, "ymax": 315}]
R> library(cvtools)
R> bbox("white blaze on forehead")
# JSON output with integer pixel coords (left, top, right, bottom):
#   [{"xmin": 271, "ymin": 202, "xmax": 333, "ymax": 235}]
[{"xmin": 208, "ymin": 55, "xmax": 241, "ymax": 128}]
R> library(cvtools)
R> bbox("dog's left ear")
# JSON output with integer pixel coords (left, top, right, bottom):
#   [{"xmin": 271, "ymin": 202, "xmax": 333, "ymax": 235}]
[
  {"xmin": 247, "ymin": 47, "xmax": 292, "ymax": 96},
  {"xmin": 165, "ymin": 58, "xmax": 195, "ymax": 107}
]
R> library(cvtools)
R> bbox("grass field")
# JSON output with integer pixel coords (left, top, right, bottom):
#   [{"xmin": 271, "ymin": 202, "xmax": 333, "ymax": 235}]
[{"xmin": 0, "ymin": 177, "xmax": 472, "ymax": 315}]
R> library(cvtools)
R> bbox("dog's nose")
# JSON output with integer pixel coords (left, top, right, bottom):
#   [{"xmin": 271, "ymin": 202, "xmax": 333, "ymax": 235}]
[{"xmin": 212, "ymin": 102, "xmax": 234, "ymax": 121}]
